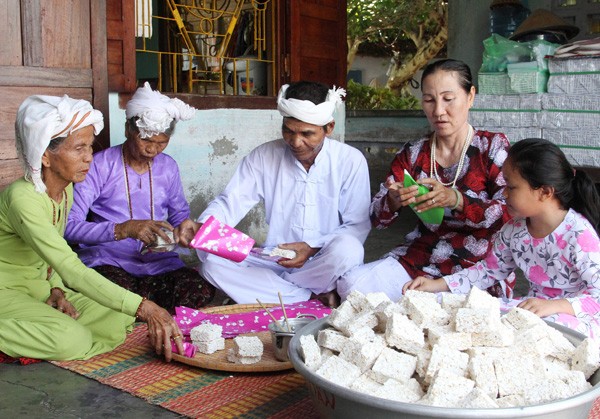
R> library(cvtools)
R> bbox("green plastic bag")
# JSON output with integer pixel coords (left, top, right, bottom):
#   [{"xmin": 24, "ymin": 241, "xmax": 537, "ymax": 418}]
[
  {"xmin": 480, "ymin": 34, "xmax": 560, "ymax": 73},
  {"xmin": 403, "ymin": 170, "xmax": 444, "ymax": 225}
]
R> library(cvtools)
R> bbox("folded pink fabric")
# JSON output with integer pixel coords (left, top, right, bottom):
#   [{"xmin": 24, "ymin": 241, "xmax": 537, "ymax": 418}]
[
  {"xmin": 189, "ymin": 215, "xmax": 255, "ymax": 262},
  {"xmin": 170, "ymin": 341, "xmax": 197, "ymax": 358},
  {"xmin": 175, "ymin": 300, "xmax": 331, "ymax": 338}
]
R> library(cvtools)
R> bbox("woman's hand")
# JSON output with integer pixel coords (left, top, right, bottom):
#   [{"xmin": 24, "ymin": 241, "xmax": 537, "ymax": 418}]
[
  {"xmin": 385, "ymin": 176, "xmax": 420, "ymax": 213},
  {"xmin": 46, "ymin": 288, "xmax": 80, "ymax": 319},
  {"xmin": 413, "ymin": 178, "xmax": 461, "ymax": 212},
  {"xmin": 136, "ymin": 299, "xmax": 184, "ymax": 362},
  {"xmin": 115, "ymin": 220, "xmax": 173, "ymax": 245},
  {"xmin": 175, "ymin": 219, "xmax": 201, "ymax": 247},
  {"xmin": 277, "ymin": 242, "xmax": 319, "ymax": 269},
  {"xmin": 403, "ymin": 276, "xmax": 450, "ymax": 294},
  {"xmin": 517, "ymin": 298, "xmax": 574, "ymax": 318}
]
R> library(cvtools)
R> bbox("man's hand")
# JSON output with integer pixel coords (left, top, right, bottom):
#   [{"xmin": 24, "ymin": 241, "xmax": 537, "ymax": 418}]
[
  {"xmin": 277, "ymin": 242, "xmax": 319, "ymax": 269},
  {"xmin": 45, "ymin": 288, "xmax": 80, "ymax": 319},
  {"xmin": 175, "ymin": 219, "xmax": 201, "ymax": 247},
  {"xmin": 403, "ymin": 276, "xmax": 449, "ymax": 294},
  {"xmin": 517, "ymin": 298, "xmax": 574, "ymax": 318},
  {"xmin": 115, "ymin": 220, "xmax": 173, "ymax": 245}
]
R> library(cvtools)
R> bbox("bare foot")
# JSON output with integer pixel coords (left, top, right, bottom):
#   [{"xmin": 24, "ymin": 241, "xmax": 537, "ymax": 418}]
[{"xmin": 310, "ymin": 290, "xmax": 340, "ymax": 308}]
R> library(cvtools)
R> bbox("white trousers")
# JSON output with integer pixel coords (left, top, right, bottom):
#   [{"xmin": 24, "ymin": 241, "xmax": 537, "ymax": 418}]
[
  {"xmin": 337, "ymin": 256, "xmax": 412, "ymax": 302},
  {"xmin": 199, "ymin": 234, "xmax": 364, "ymax": 304}
]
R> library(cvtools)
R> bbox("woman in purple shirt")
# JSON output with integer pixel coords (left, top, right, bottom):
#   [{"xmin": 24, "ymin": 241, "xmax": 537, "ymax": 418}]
[{"xmin": 65, "ymin": 83, "xmax": 214, "ymax": 312}]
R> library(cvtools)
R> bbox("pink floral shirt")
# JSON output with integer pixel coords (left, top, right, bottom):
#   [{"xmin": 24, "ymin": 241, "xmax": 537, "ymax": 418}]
[{"xmin": 445, "ymin": 209, "xmax": 600, "ymax": 338}]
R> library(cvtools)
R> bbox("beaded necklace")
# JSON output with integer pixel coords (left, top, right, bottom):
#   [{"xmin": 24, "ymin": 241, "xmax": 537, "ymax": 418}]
[
  {"xmin": 121, "ymin": 146, "xmax": 154, "ymax": 220},
  {"xmin": 429, "ymin": 125, "xmax": 473, "ymax": 188}
]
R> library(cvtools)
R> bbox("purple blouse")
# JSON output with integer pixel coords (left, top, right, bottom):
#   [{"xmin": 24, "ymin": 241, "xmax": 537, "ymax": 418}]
[{"xmin": 65, "ymin": 144, "xmax": 190, "ymax": 276}]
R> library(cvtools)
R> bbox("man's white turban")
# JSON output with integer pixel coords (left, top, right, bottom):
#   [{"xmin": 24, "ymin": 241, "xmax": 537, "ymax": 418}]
[
  {"xmin": 276, "ymin": 84, "xmax": 346, "ymax": 126},
  {"xmin": 15, "ymin": 95, "xmax": 104, "ymax": 193},
  {"xmin": 126, "ymin": 82, "xmax": 196, "ymax": 138}
]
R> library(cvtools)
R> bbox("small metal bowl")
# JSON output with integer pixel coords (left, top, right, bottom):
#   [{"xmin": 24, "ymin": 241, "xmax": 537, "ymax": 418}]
[{"xmin": 268, "ymin": 315, "xmax": 317, "ymax": 362}]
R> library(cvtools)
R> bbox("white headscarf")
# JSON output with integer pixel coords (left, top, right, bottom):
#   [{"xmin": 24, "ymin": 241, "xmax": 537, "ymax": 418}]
[
  {"xmin": 276, "ymin": 84, "xmax": 346, "ymax": 126},
  {"xmin": 15, "ymin": 95, "xmax": 104, "ymax": 193},
  {"xmin": 125, "ymin": 82, "xmax": 196, "ymax": 138}
]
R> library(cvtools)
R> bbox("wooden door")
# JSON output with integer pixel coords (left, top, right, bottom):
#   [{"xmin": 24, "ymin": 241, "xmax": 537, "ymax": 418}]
[{"xmin": 281, "ymin": 0, "xmax": 348, "ymax": 88}]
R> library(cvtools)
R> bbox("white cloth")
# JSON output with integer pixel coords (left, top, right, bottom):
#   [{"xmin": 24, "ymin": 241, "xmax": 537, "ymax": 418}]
[
  {"xmin": 201, "ymin": 234, "xmax": 364, "ymax": 304},
  {"xmin": 15, "ymin": 95, "xmax": 104, "ymax": 193},
  {"xmin": 338, "ymin": 256, "xmax": 412, "ymax": 302},
  {"xmin": 197, "ymin": 137, "xmax": 371, "ymax": 303},
  {"xmin": 125, "ymin": 82, "xmax": 196, "ymax": 138},
  {"xmin": 277, "ymin": 84, "xmax": 345, "ymax": 126}
]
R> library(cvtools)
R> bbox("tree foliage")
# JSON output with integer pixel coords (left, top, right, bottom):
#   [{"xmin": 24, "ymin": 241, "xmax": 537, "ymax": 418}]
[{"xmin": 347, "ymin": 0, "xmax": 448, "ymax": 94}]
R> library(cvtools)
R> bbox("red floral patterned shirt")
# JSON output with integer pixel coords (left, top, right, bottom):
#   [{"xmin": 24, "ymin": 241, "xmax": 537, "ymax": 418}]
[{"xmin": 370, "ymin": 129, "xmax": 515, "ymax": 298}]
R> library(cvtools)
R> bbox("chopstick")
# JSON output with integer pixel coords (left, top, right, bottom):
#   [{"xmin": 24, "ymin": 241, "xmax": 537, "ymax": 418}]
[
  {"xmin": 256, "ymin": 298, "xmax": 285, "ymax": 332},
  {"xmin": 278, "ymin": 292, "xmax": 292, "ymax": 332}
]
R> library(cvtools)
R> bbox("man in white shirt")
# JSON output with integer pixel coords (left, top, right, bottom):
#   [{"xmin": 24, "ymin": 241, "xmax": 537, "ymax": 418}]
[{"xmin": 191, "ymin": 81, "xmax": 371, "ymax": 306}]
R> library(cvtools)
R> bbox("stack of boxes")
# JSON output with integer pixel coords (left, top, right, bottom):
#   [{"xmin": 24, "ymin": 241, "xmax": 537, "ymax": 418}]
[{"xmin": 472, "ymin": 54, "xmax": 600, "ymax": 168}]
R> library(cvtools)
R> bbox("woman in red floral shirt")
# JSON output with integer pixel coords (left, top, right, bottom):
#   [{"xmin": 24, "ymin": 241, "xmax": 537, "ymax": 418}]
[{"xmin": 338, "ymin": 59, "xmax": 513, "ymax": 301}]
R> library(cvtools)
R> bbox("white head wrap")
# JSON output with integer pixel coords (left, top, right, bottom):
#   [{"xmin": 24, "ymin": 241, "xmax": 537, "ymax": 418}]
[
  {"xmin": 15, "ymin": 95, "xmax": 104, "ymax": 193},
  {"xmin": 125, "ymin": 82, "xmax": 196, "ymax": 138},
  {"xmin": 276, "ymin": 84, "xmax": 346, "ymax": 126}
]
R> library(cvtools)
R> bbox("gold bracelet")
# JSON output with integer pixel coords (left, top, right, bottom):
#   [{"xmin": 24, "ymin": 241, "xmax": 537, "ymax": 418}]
[
  {"xmin": 450, "ymin": 188, "xmax": 461, "ymax": 210},
  {"xmin": 135, "ymin": 297, "xmax": 147, "ymax": 320}
]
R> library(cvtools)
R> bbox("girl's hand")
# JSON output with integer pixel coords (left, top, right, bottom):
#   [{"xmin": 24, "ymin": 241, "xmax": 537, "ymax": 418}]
[
  {"xmin": 136, "ymin": 299, "xmax": 184, "ymax": 362},
  {"xmin": 517, "ymin": 298, "xmax": 574, "ymax": 318},
  {"xmin": 46, "ymin": 288, "xmax": 80, "ymax": 319},
  {"xmin": 403, "ymin": 276, "xmax": 450, "ymax": 294}
]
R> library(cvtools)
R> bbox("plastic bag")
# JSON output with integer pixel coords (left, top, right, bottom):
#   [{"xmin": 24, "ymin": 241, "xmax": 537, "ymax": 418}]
[{"xmin": 480, "ymin": 34, "xmax": 559, "ymax": 73}]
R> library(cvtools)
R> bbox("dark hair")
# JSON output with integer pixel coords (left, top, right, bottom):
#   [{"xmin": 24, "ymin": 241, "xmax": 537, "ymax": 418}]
[
  {"xmin": 46, "ymin": 136, "xmax": 68, "ymax": 153},
  {"xmin": 125, "ymin": 117, "xmax": 176, "ymax": 137},
  {"xmin": 507, "ymin": 138, "xmax": 600, "ymax": 233},
  {"xmin": 421, "ymin": 59, "xmax": 474, "ymax": 94},
  {"xmin": 284, "ymin": 81, "xmax": 329, "ymax": 105}
]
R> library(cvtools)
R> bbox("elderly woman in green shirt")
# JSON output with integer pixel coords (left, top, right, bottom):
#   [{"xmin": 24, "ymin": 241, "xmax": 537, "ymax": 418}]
[{"xmin": 0, "ymin": 95, "xmax": 184, "ymax": 361}]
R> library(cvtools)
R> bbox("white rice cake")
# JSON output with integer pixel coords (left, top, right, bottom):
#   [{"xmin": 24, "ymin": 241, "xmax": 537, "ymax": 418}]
[
  {"xmin": 494, "ymin": 352, "xmax": 545, "ymax": 397},
  {"xmin": 464, "ymin": 286, "xmax": 500, "ymax": 312},
  {"xmin": 232, "ymin": 335, "xmax": 263, "ymax": 358},
  {"xmin": 425, "ymin": 345, "xmax": 469, "ymax": 384},
  {"xmin": 425, "ymin": 369, "xmax": 475, "ymax": 407},
  {"xmin": 460, "ymin": 387, "xmax": 499, "ymax": 408},
  {"xmin": 404, "ymin": 290, "xmax": 450, "ymax": 328},
  {"xmin": 371, "ymin": 347, "xmax": 417, "ymax": 384},
  {"xmin": 194, "ymin": 337, "xmax": 225, "ymax": 354},
  {"xmin": 226, "ymin": 348, "xmax": 261, "ymax": 365},
  {"xmin": 501, "ymin": 307, "xmax": 545, "ymax": 331},
  {"xmin": 327, "ymin": 300, "xmax": 357, "ymax": 333},
  {"xmin": 468, "ymin": 355, "xmax": 498, "ymax": 399},
  {"xmin": 317, "ymin": 328, "xmax": 348, "ymax": 353},
  {"xmin": 572, "ymin": 338, "xmax": 600, "ymax": 379},
  {"xmin": 471, "ymin": 322, "xmax": 514, "ymax": 347},
  {"xmin": 190, "ymin": 322, "xmax": 223, "ymax": 342},
  {"xmin": 374, "ymin": 378, "xmax": 424, "ymax": 403},
  {"xmin": 455, "ymin": 307, "xmax": 500, "ymax": 334},
  {"xmin": 299, "ymin": 334, "xmax": 322, "ymax": 371},
  {"xmin": 385, "ymin": 313, "xmax": 425, "ymax": 355},
  {"xmin": 269, "ymin": 247, "xmax": 296, "ymax": 259},
  {"xmin": 340, "ymin": 336, "xmax": 385, "ymax": 372},
  {"xmin": 496, "ymin": 394, "xmax": 525, "ymax": 408},
  {"xmin": 315, "ymin": 355, "xmax": 361, "ymax": 387},
  {"xmin": 350, "ymin": 373, "xmax": 383, "ymax": 395}
]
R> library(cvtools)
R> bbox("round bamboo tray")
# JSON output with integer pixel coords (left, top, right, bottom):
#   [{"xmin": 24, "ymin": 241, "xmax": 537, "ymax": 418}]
[{"xmin": 172, "ymin": 303, "xmax": 293, "ymax": 372}]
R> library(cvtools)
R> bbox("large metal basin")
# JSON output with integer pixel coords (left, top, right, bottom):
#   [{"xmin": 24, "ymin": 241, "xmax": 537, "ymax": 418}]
[{"xmin": 289, "ymin": 317, "xmax": 600, "ymax": 419}]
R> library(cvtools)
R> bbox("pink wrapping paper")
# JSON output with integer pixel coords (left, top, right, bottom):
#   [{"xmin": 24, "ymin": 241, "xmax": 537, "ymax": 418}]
[
  {"xmin": 174, "ymin": 300, "xmax": 331, "ymax": 338},
  {"xmin": 189, "ymin": 215, "xmax": 255, "ymax": 262},
  {"xmin": 170, "ymin": 341, "xmax": 197, "ymax": 358}
]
